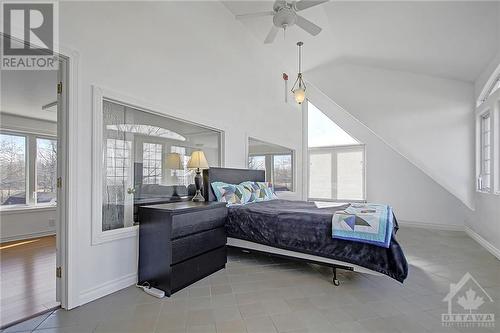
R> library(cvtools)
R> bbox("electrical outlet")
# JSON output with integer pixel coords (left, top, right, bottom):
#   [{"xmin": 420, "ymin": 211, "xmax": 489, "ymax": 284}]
[{"xmin": 49, "ymin": 218, "xmax": 56, "ymax": 227}]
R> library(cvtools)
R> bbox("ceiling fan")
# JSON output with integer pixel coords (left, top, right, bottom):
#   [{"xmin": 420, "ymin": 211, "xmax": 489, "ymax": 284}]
[{"xmin": 235, "ymin": 0, "xmax": 329, "ymax": 44}]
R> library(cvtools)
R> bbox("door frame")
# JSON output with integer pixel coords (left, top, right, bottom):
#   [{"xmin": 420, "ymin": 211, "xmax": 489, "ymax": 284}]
[
  {"xmin": 56, "ymin": 47, "xmax": 79, "ymax": 309},
  {"xmin": 0, "ymin": 33, "xmax": 80, "ymax": 309}
]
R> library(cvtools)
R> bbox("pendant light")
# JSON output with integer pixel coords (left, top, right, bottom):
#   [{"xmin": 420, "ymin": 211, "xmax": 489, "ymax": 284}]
[{"xmin": 291, "ymin": 41, "xmax": 306, "ymax": 104}]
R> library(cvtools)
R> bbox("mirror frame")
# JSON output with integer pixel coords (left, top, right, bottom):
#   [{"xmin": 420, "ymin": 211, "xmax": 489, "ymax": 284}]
[{"xmin": 91, "ymin": 86, "xmax": 224, "ymax": 244}]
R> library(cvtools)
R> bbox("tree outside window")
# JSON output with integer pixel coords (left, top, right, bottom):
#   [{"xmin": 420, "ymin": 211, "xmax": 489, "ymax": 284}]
[
  {"xmin": 0, "ymin": 134, "xmax": 26, "ymax": 205},
  {"xmin": 36, "ymin": 138, "xmax": 57, "ymax": 204}
]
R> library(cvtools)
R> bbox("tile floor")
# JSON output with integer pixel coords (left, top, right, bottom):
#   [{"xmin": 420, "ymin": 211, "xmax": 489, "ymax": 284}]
[{"xmin": 3, "ymin": 227, "xmax": 499, "ymax": 333}]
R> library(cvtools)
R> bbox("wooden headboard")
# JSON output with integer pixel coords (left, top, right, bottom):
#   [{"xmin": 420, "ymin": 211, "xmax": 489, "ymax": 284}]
[{"xmin": 202, "ymin": 167, "xmax": 265, "ymax": 202}]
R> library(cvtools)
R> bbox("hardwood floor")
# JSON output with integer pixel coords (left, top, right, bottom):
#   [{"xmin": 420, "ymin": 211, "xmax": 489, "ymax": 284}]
[{"xmin": 0, "ymin": 235, "xmax": 59, "ymax": 328}]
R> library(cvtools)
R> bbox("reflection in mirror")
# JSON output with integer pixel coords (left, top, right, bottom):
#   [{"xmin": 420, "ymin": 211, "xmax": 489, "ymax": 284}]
[
  {"xmin": 102, "ymin": 99, "xmax": 221, "ymax": 231},
  {"xmin": 248, "ymin": 137, "xmax": 293, "ymax": 192}
]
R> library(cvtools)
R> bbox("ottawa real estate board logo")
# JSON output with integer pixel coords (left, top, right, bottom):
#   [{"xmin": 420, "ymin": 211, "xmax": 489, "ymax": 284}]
[
  {"xmin": 442, "ymin": 272, "xmax": 495, "ymax": 328},
  {"xmin": 1, "ymin": 1, "xmax": 58, "ymax": 70}
]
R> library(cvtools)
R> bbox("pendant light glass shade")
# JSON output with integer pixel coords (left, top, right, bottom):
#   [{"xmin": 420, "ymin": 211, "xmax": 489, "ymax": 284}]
[{"xmin": 293, "ymin": 87, "xmax": 306, "ymax": 104}]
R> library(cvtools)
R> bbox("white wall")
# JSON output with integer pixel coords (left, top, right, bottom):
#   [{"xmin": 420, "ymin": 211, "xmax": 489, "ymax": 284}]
[
  {"xmin": 307, "ymin": 63, "xmax": 475, "ymax": 210},
  {"xmin": 475, "ymin": 51, "xmax": 500, "ymax": 103},
  {"xmin": 307, "ymin": 85, "xmax": 470, "ymax": 228},
  {"xmin": 0, "ymin": 208, "xmax": 56, "ymax": 242},
  {"xmin": 0, "ymin": 112, "xmax": 57, "ymax": 136},
  {"xmin": 468, "ymin": 192, "xmax": 500, "ymax": 257},
  {"xmin": 59, "ymin": 1, "xmax": 302, "ymax": 307},
  {"xmin": 467, "ymin": 51, "xmax": 500, "ymax": 257},
  {"xmin": 0, "ymin": 113, "xmax": 57, "ymax": 242},
  {"xmin": 474, "ymin": 2, "xmax": 500, "ymax": 102}
]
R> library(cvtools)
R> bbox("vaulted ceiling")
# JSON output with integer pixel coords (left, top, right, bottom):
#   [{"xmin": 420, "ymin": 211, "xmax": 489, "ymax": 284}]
[{"xmin": 223, "ymin": 1, "xmax": 500, "ymax": 82}]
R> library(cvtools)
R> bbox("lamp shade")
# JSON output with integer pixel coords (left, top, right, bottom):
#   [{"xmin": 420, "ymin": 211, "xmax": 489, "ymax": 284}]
[
  {"xmin": 293, "ymin": 88, "xmax": 306, "ymax": 104},
  {"xmin": 165, "ymin": 153, "xmax": 183, "ymax": 170},
  {"xmin": 187, "ymin": 151, "xmax": 209, "ymax": 169}
]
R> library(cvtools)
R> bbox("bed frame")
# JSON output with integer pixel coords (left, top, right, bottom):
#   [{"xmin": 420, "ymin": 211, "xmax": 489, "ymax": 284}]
[{"xmin": 203, "ymin": 167, "xmax": 382, "ymax": 285}]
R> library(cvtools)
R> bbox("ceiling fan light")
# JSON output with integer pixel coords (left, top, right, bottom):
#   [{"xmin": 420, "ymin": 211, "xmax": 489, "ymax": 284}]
[{"xmin": 293, "ymin": 88, "xmax": 306, "ymax": 104}]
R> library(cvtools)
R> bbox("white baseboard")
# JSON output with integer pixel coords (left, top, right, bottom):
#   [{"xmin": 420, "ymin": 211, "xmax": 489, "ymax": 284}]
[
  {"xmin": 398, "ymin": 220, "xmax": 464, "ymax": 231},
  {"xmin": 0, "ymin": 230, "xmax": 56, "ymax": 243},
  {"xmin": 465, "ymin": 226, "xmax": 500, "ymax": 261},
  {"xmin": 78, "ymin": 272, "xmax": 137, "ymax": 306}
]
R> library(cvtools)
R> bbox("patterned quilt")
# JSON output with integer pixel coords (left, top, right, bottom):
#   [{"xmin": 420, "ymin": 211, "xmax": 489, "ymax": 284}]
[{"xmin": 332, "ymin": 203, "xmax": 394, "ymax": 248}]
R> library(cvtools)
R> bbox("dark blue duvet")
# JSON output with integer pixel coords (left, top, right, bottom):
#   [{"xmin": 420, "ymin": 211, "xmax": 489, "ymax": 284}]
[{"xmin": 226, "ymin": 200, "xmax": 408, "ymax": 282}]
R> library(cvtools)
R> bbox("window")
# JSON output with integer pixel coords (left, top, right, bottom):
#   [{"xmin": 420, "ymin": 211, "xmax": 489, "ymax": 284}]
[
  {"xmin": 106, "ymin": 138, "xmax": 131, "ymax": 185},
  {"xmin": 0, "ymin": 133, "xmax": 57, "ymax": 209},
  {"xmin": 497, "ymin": 101, "xmax": 500, "ymax": 194},
  {"xmin": 36, "ymin": 138, "xmax": 57, "ymax": 204},
  {"xmin": 309, "ymin": 145, "xmax": 365, "ymax": 201},
  {"xmin": 476, "ymin": 68, "xmax": 500, "ymax": 195},
  {"xmin": 487, "ymin": 76, "xmax": 500, "ymax": 99},
  {"xmin": 170, "ymin": 145, "xmax": 193, "ymax": 186},
  {"xmin": 308, "ymin": 101, "xmax": 358, "ymax": 147},
  {"xmin": 248, "ymin": 155, "xmax": 265, "ymax": 170},
  {"xmin": 478, "ymin": 75, "xmax": 500, "ymax": 107},
  {"xmin": 142, "ymin": 143, "xmax": 162, "ymax": 184},
  {"xmin": 478, "ymin": 113, "xmax": 492, "ymax": 192},
  {"xmin": 273, "ymin": 155, "xmax": 292, "ymax": 192},
  {"xmin": 247, "ymin": 138, "xmax": 294, "ymax": 192},
  {"xmin": 308, "ymin": 101, "xmax": 365, "ymax": 201},
  {"xmin": 0, "ymin": 133, "xmax": 26, "ymax": 206}
]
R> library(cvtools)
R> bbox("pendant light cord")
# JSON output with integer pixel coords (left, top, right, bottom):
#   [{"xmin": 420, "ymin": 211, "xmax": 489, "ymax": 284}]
[{"xmin": 297, "ymin": 41, "xmax": 303, "ymax": 74}]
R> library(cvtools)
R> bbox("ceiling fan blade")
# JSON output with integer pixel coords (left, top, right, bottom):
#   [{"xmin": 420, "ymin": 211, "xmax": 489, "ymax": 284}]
[
  {"xmin": 294, "ymin": 0, "xmax": 329, "ymax": 12},
  {"xmin": 295, "ymin": 15, "xmax": 322, "ymax": 36},
  {"xmin": 236, "ymin": 11, "xmax": 274, "ymax": 20},
  {"xmin": 264, "ymin": 26, "xmax": 280, "ymax": 44}
]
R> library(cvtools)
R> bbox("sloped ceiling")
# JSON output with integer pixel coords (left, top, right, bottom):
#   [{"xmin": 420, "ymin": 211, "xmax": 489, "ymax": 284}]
[
  {"xmin": 223, "ymin": 1, "xmax": 499, "ymax": 82},
  {"xmin": 224, "ymin": 1, "xmax": 499, "ymax": 209},
  {"xmin": 307, "ymin": 63, "xmax": 476, "ymax": 208}
]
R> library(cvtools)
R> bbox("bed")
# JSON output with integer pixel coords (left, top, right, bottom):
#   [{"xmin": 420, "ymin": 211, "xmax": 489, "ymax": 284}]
[{"xmin": 203, "ymin": 167, "xmax": 408, "ymax": 284}]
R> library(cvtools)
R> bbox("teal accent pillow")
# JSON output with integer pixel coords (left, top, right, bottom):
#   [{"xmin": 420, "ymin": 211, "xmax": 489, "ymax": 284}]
[
  {"xmin": 241, "ymin": 181, "xmax": 277, "ymax": 202},
  {"xmin": 211, "ymin": 182, "xmax": 252, "ymax": 206}
]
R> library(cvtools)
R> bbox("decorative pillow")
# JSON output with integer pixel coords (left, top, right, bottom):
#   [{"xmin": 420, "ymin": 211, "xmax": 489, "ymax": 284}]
[
  {"xmin": 240, "ymin": 181, "xmax": 259, "ymax": 202},
  {"xmin": 211, "ymin": 182, "xmax": 252, "ymax": 206},
  {"xmin": 241, "ymin": 181, "xmax": 277, "ymax": 202}
]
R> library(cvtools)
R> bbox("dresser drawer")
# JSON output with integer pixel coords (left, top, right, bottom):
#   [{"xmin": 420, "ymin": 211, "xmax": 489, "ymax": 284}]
[
  {"xmin": 171, "ymin": 207, "xmax": 227, "ymax": 239},
  {"xmin": 171, "ymin": 246, "xmax": 226, "ymax": 292},
  {"xmin": 171, "ymin": 227, "xmax": 226, "ymax": 264}
]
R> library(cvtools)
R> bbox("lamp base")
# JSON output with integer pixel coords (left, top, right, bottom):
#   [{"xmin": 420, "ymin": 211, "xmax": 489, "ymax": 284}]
[
  {"xmin": 192, "ymin": 190, "xmax": 205, "ymax": 202},
  {"xmin": 192, "ymin": 169, "xmax": 205, "ymax": 202}
]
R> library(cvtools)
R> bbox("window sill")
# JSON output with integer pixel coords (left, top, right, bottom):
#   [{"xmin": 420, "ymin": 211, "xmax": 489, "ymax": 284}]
[
  {"xmin": 476, "ymin": 190, "xmax": 492, "ymax": 195},
  {"xmin": 92, "ymin": 225, "xmax": 139, "ymax": 245},
  {"xmin": 0, "ymin": 205, "xmax": 57, "ymax": 215}
]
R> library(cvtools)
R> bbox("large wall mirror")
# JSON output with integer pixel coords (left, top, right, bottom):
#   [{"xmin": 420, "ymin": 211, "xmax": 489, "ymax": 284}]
[
  {"xmin": 93, "ymin": 87, "xmax": 222, "ymax": 243},
  {"xmin": 247, "ymin": 137, "xmax": 294, "ymax": 192}
]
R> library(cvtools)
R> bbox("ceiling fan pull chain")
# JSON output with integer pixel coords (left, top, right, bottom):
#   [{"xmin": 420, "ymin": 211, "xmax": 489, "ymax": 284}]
[{"xmin": 283, "ymin": 73, "xmax": 289, "ymax": 103}]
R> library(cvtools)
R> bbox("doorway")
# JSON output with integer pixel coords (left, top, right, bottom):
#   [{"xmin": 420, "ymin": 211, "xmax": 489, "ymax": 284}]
[{"xmin": 0, "ymin": 49, "xmax": 69, "ymax": 328}]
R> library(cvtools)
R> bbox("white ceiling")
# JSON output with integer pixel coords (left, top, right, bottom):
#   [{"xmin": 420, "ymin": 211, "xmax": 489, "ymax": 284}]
[
  {"xmin": 223, "ymin": 1, "xmax": 500, "ymax": 82},
  {"xmin": 1, "ymin": 1, "xmax": 497, "ymax": 124},
  {"xmin": 1, "ymin": 70, "xmax": 58, "ymax": 121}
]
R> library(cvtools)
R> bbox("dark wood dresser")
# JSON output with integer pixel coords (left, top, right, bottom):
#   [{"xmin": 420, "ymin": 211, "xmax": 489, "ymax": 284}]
[{"xmin": 138, "ymin": 201, "xmax": 227, "ymax": 296}]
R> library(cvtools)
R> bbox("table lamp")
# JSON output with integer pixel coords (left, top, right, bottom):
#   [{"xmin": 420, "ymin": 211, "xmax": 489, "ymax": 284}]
[
  {"xmin": 187, "ymin": 151, "xmax": 209, "ymax": 202},
  {"xmin": 166, "ymin": 153, "xmax": 183, "ymax": 170}
]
